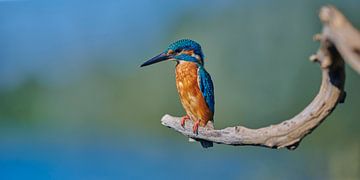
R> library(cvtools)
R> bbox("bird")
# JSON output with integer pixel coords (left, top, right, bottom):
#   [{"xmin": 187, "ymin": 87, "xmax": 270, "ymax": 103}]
[{"xmin": 140, "ymin": 39, "xmax": 215, "ymax": 136}]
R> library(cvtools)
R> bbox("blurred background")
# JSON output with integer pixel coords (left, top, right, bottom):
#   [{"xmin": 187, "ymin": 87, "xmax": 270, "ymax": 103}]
[{"xmin": 0, "ymin": 0, "xmax": 359, "ymax": 179}]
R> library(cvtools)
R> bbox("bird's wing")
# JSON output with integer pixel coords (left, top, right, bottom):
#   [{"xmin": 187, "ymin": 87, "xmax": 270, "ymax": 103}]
[{"xmin": 198, "ymin": 66, "xmax": 215, "ymax": 113}]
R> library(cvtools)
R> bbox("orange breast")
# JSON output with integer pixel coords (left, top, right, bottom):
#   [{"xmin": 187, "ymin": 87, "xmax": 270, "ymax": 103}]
[{"xmin": 175, "ymin": 61, "xmax": 213, "ymax": 127}]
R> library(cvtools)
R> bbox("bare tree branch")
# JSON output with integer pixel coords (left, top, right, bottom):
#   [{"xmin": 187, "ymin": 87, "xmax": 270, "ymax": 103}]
[
  {"xmin": 318, "ymin": 5, "xmax": 360, "ymax": 74},
  {"xmin": 160, "ymin": 5, "xmax": 359, "ymax": 150}
]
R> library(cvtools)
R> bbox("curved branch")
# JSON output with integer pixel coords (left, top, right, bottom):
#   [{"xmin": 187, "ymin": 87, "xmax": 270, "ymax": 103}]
[
  {"xmin": 161, "ymin": 5, "xmax": 352, "ymax": 150},
  {"xmin": 318, "ymin": 5, "xmax": 360, "ymax": 73}
]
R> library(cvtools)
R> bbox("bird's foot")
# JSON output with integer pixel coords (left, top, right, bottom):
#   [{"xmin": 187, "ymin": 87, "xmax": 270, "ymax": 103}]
[
  {"xmin": 193, "ymin": 120, "xmax": 200, "ymax": 134},
  {"xmin": 180, "ymin": 115, "xmax": 190, "ymax": 127}
]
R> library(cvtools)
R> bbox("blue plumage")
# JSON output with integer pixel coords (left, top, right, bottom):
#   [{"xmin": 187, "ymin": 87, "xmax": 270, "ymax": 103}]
[{"xmin": 198, "ymin": 66, "xmax": 215, "ymax": 113}]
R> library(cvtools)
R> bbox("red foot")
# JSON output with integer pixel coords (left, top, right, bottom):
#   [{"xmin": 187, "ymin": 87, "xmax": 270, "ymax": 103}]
[
  {"xmin": 180, "ymin": 115, "xmax": 190, "ymax": 127},
  {"xmin": 193, "ymin": 120, "xmax": 200, "ymax": 134}
]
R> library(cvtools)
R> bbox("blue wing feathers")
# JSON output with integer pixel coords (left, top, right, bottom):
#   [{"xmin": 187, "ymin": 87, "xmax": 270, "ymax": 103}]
[{"xmin": 198, "ymin": 66, "xmax": 215, "ymax": 113}]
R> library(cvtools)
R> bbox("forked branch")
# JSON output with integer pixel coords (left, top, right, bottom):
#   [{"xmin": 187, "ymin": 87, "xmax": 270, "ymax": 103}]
[{"xmin": 161, "ymin": 5, "xmax": 359, "ymax": 150}]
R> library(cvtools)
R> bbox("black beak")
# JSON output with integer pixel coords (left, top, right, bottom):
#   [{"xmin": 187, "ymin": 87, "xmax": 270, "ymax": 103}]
[{"xmin": 140, "ymin": 52, "xmax": 171, "ymax": 67}]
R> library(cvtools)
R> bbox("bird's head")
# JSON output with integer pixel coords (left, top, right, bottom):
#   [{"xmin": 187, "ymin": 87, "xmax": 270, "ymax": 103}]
[{"xmin": 140, "ymin": 39, "xmax": 205, "ymax": 67}]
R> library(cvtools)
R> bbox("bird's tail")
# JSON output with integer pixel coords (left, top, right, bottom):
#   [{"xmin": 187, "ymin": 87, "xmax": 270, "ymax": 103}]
[
  {"xmin": 188, "ymin": 138, "xmax": 213, "ymax": 148},
  {"xmin": 200, "ymin": 140, "xmax": 213, "ymax": 148}
]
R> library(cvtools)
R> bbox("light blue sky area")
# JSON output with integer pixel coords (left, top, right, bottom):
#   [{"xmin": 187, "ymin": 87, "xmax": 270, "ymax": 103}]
[
  {"xmin": 1, "ymin": 0, "xmax": 359, "ymax": 90},
  {"xmin": 0, "ymin": 1, "xmax": 236, "ymax": 88}
]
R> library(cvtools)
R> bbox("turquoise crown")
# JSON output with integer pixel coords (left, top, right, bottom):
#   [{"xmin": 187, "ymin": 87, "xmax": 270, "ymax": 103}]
[{"xmin": 165, "ymin": 39, "xmax": 204, "ymax": 61}]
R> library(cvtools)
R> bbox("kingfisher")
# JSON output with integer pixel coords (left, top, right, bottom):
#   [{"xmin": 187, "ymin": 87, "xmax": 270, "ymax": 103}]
[{"xmin": 141, "ymin": 39, "xmax": 215, "ymax": 135}]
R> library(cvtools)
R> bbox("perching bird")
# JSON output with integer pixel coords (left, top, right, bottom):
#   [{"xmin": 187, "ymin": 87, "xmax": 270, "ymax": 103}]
[{"xmin": 140, "ymin": 39, "xmax": 215, "ymax": 136}]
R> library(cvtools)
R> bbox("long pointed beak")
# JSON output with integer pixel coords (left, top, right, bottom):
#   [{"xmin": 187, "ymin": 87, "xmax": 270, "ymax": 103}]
[{"xmin": 140, "ymin": 52, "xmax": 171, "ymax": 67}]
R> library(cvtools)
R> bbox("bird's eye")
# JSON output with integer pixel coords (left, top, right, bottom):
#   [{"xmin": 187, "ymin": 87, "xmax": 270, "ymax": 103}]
[{"xmin": 175, "ymin": 49, "xmax": 182, "ymax": 53}]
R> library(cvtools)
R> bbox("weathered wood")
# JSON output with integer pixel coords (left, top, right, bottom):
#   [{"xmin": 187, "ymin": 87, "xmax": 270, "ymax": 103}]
[
  {"xmin": 318, "ymin": 6, "xmax": 360, "ymax": 74},
  {"xmin": 161, "ymin": 5, "xmax": 359, "ymax": 150}
]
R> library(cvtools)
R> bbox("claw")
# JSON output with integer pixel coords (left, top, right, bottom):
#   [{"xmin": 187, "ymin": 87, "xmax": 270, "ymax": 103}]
[
  {"xmin": 181, "ymin": 115, "xmax": 190, "ymax": 127},
  {"xmin": 193, "ymin": 120, "xmax": 200, "ymax": 134}
]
